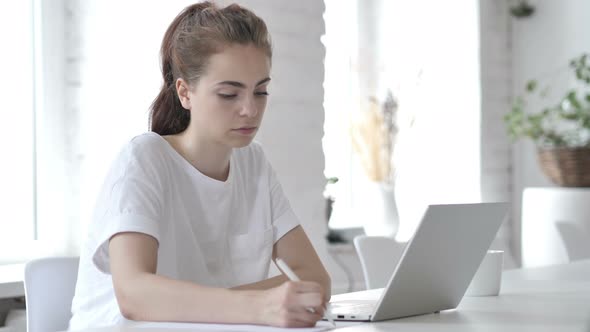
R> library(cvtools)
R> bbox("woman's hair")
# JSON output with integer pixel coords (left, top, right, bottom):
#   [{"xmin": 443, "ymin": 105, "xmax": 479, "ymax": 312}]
[{"xmin": 149, "ymin": 2, "xmax": 272, "ymax": 135}]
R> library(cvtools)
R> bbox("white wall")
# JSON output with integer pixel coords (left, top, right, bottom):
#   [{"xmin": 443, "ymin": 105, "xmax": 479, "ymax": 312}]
[
  {"xmin": 479, "ymin": 0, "xmax": 515, "ymax": 267},
  {"xmin": 510, "ymin": 0, "xmax": 590, "ymax": 265}
]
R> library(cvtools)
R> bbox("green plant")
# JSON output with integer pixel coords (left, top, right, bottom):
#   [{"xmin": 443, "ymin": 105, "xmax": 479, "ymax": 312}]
[
  {"xmin": 326, "ymin": 177, "xmax": 339, "ymax": 185},
  {"xmin": 510, "ymin": 0, "xmax": 535, "ymax": 18},
  {"xmin": 504, "ymin": 53, "xmax": 590, "ymax": 148}
]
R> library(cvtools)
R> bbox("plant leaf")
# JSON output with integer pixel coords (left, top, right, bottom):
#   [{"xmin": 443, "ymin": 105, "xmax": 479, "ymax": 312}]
[
  {"xmin": 326, "ymin": 177, "xmax": 339, "ymax": 184},
  {"xmin": 526, "ymin": 80, "xmax": 537, "ymax": 92},
  {"xmin": 567, "ymin": 91, "xmax": 582, "ymax": 110}
]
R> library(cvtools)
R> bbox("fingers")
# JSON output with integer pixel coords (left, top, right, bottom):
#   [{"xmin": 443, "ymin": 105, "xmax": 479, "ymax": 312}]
[
  {"xmin": 296, "ymin": 292, "xmax": 324, "ymax": 309},
  {"xmin": 277, "ymin": 305, "xmax": 323, "ymax": 328},
  {"xmin": 289, "ymin": 309, "xmax": 324, "ymax": 327},
  {"xmin": 281, "ymin": 281, "xmax": 325, "ymax": 312},
  {"xmin": 275, "ymin": 281, "xmax": 326, "ymax": 327},
  {"xmin": 291, "ymin": 281, "xmax": 330, "ymax": 308},
  {"xmin": 271, "ymin": 304, "xmax": 323, "ymax": 328}
]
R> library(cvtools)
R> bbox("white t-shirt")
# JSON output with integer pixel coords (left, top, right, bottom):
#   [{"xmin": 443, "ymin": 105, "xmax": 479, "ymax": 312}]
[{"xmin": 69, "ymin": 132, "xmax": 300, "ymax": 330}]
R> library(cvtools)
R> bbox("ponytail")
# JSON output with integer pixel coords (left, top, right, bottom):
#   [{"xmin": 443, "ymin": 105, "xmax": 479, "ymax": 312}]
[
  {"xmin": 149, "ymin": 3, "xmax": 205, "ymax": 135},
  {"xmin": 149, "ymin": 84, "xmax": 190, "ymax": 136}
]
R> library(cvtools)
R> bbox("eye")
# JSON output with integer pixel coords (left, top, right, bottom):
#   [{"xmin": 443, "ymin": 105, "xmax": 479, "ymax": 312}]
[
  {"xmin": 255, "ymin": 91, "xmax": 269, "ymax": 97},
  {"xmin": 218, "ymin": 93, "xmax": 237, "ymax": 100}
]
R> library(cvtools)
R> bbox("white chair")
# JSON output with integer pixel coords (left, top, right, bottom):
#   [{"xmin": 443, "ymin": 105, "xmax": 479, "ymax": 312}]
[
  {"xmin": 24, "ymin": 257, "xmax": 79, "ymax": 332},
  {"xmin": 521, "ymin": 187, "xmax": 590, "ymax": 267},
  {"xmin": 353, "ymin": 235, "xmax": 406, "ymax": 290}
]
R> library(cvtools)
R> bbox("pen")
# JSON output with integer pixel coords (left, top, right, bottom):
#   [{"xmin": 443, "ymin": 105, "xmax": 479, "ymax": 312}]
[{"xmin": 276, "ymin": 258, "xmax": 336, "ymax": 327}]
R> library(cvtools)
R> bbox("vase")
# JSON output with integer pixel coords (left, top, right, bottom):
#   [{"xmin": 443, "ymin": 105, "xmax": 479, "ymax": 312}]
[{"xmin": 361, "ymin": 182, "xmax": 400, "ymax": 238}]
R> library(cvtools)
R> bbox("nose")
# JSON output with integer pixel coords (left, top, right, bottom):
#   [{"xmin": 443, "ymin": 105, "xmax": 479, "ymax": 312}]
[{"xmin": 239, "ymin": 96, "xmax": 258, "ymax": 118}]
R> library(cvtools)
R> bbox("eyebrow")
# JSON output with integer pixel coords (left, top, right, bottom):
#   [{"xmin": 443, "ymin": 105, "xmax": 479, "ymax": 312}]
[{"xmin": 216, "ymin": 77, "xmax": 271, "ymax": 88}]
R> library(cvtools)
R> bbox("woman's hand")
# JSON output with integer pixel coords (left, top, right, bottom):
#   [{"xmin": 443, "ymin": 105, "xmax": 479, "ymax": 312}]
[
  {"xmin": 272, "ymin": 226, "xmax": 332, "ymax": 301},
  {"xmin": 256, "ymin": 281, "xmax": 326, "ymax": 328}
]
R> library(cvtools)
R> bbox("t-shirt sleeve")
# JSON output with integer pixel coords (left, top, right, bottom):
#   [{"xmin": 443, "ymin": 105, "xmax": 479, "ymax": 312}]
[
  {"xmin": 91, "ymin": 145, "xmax": 165, "ymax": 274},
  {"xmin": 267, "ymin": 161, "xmax": 300, "ymax": 244}
]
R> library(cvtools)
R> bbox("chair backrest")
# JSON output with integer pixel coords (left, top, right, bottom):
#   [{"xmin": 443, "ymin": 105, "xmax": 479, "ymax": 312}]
[
  {"xmin": 353, "ymin": 235, "xmax": 406, "ymax": 290},
  {"xmin": 555, "ymin": 221, "xmax": 590, "ymax": 261},
  {"xmin": 24, "ymin": 257, "xmax": 79, "ymax": 332}
]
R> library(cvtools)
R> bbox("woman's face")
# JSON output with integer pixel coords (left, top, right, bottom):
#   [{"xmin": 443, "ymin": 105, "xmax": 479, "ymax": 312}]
[{"xmin": 179, "ymin": 43, "xmax": 271, "ymax": 149}]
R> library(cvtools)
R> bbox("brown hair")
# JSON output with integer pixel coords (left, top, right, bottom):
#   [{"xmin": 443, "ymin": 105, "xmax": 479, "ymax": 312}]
[{"xmin": 149, "ymin": 2, "xmax": 272, "ymax": 135}]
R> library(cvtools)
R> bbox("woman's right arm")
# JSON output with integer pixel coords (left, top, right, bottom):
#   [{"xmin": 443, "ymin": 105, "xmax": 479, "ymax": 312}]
[{"xmin": 109, "ymin": 232, "xmax": 325, "ymax": 328}]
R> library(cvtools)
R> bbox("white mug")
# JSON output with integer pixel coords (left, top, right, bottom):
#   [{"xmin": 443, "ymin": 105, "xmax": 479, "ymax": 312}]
[{"xmin": 465, "ymin": 250, "xmax": 504, "ymax": 296}]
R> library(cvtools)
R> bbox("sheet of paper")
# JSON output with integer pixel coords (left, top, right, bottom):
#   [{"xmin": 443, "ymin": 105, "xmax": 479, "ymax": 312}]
[{"xmin": 132, "ymin": 320, "xmax": 341, "ymax": 332}]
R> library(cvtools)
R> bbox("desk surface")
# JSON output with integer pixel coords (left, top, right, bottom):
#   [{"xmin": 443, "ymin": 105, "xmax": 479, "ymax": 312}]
[
  {"xmin": 0, "ymin": 263, "xmax": 24, "ymax": 299},
  {"xmin": 330, "ymin": 280, "xmax": 590, "ymax": 332},
  {"xmin": 67, "ymin": 259, "xmax": 590, "ymax": 332}
]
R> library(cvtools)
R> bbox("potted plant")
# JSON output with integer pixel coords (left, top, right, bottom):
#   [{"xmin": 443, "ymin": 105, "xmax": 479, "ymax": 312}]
[{"xmin": 504, "ymin": 53, "xmax": 590, "ymax": 186}]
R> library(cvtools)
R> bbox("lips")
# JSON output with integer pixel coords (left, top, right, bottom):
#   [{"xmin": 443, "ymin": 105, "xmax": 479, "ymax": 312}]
[{"xmin": 232, "ymin": 127, "xmax": 258, "ymax": 135}]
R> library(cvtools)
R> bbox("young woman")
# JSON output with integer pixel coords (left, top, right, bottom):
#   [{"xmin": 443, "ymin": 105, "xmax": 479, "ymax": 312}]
[{"xmin": 69, "ymin": 2, "xmax": 331, "ymax": 329}]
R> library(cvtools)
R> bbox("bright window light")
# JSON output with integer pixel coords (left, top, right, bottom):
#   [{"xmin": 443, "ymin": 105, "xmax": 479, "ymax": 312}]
[
  {"xmin": 323, "ymin": 0, "xmax": 481, "ymax": 241},
  {"xmin": 0, "ymin": 1, "xmax": 36, "ymax": 243}
]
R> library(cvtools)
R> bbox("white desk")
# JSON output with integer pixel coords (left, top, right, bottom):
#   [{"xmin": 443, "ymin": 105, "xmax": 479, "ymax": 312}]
[
  {"xmin": 330, "ymin": 280, "xmax": 590, "ymax": 331},
  {"xmin": 0, "ymin": 263, "xmax": 25, "ymax": 299},
  {"xmin": 68, "ymin": 260, "xmax": 590, "ymax": 332}
]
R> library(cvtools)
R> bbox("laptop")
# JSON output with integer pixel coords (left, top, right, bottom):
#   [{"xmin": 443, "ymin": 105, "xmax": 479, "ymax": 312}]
[{"xmin": 329, "ymin": 202, "xmax": 509, "ymax": 322}]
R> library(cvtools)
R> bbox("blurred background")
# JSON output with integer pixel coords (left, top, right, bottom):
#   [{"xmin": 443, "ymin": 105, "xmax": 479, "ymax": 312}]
[{"xmin": 0, "ymin": 0, "xmax": 589, "ymax": 303}]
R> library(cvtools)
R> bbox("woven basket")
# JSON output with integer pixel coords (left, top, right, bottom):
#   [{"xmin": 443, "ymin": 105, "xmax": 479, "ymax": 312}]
[{"xmin": 537, "ymin": 147, "xmax": 590, "ymax": 187}]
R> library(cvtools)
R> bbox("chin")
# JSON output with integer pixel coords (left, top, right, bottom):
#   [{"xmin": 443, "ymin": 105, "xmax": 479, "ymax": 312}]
[{"xmin": 228, "ymin": 137, "xmax": 255, "ymax": 148}]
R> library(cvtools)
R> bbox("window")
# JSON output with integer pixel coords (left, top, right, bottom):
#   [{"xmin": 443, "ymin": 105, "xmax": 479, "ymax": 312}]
[
  {"xmin": 323, "ymin": 0, "xmax": 481, "ymax": 241},
  {"xmin": 0, "ymin": 1, "xmax": 36, "ymax": 243},
  {"xmin": 0, "ymin": 0, "xmax": 67, "ymax": 263}
]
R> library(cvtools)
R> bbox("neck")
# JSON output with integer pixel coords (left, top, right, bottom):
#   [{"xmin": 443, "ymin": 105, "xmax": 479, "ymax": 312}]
[{"xmin": 164, "ymin": 130, "xmax": 232, "ymax": 182}]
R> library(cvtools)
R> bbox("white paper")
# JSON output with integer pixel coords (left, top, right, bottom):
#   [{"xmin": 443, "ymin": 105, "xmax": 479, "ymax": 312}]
[{"xmin": 131, "ymin": 320, "xmax": 339, "ymax": 332}]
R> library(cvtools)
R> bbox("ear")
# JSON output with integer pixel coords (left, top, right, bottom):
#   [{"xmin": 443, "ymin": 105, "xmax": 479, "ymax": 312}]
[{"xmin": 176, "ymin": 78, "xmax": 192, "ymax": 110}]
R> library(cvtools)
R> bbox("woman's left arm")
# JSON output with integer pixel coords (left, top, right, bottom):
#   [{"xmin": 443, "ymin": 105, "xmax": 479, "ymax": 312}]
[{"xmin": 232, "ymin": 225, "xmax": 332, "ymax": 300}]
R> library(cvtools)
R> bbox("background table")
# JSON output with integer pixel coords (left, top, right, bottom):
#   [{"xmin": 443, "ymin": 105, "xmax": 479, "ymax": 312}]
[{"xmin": 0, "ymin": 264, "xmax": 24, "ymax": 299}]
